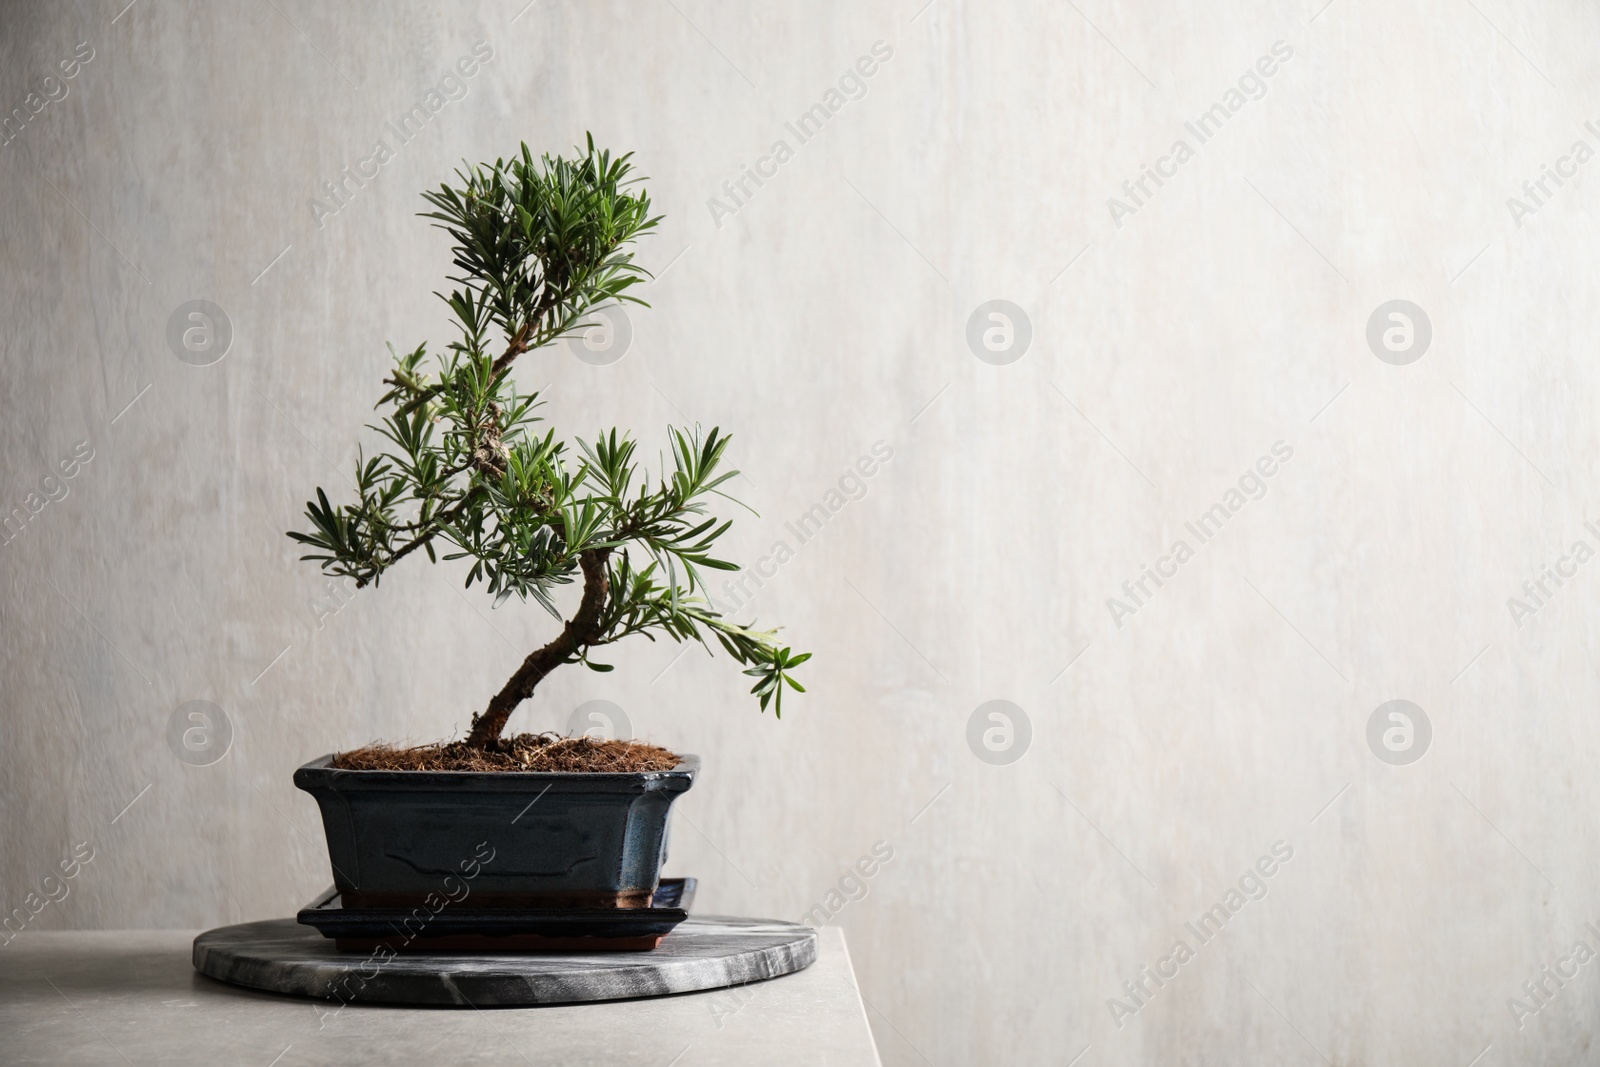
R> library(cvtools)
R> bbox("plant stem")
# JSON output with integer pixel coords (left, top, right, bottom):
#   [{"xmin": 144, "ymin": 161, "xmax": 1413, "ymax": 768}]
[
  {"xmin": 490, "ymin": 319, "xmax": 533, "ymax": 379},
  {"xmin": 364, "ymin": 489, "xmax": 482, "ymax": 586},
  {"xmin": 465, "ymin": 547, "xmax": 612, "ymax": 748}
]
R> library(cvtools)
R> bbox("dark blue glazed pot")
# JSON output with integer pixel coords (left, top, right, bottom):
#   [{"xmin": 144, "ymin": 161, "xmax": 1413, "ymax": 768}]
[{"xmin": 293, "ymin": 754, "xmax": 698, "ymax": 909}]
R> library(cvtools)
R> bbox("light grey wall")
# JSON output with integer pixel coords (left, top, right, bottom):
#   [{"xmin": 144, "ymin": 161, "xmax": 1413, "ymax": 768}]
[{"xmin": 5, "ymin": 0, "xmax": 1600, "ymax": 1063}]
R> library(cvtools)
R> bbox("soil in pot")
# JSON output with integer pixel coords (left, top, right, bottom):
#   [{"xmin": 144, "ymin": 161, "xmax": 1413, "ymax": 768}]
[{"xmin": 330, "ymin": 733, "xmax": 681, "ymax": 774}]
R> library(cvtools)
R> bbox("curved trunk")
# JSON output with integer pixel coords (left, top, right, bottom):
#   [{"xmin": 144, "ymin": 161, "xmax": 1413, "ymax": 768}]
[{"xmin": 464, "ymin": 548, "xmax": 611, "ymax": 749}]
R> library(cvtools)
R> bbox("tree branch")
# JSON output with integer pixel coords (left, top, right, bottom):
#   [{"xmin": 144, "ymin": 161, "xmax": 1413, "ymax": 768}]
[
  {"xmin": 489, "ymin": 318, "xmax": 533, "ymax": 380},
  {"xmin": 363, "ymin": 489, "xmax": 482, "ymax": 586}
]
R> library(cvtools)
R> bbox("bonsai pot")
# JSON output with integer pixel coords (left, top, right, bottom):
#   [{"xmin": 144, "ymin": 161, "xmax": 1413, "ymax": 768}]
[{"xmin": 293, "ymin": 754, "xmax": 698, "ymax": 910}]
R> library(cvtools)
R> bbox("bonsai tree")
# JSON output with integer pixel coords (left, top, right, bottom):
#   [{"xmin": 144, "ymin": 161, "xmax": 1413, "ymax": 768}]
[{"xmin": 288, "ymin": 137, "xmax": 808, "ymax": 754}]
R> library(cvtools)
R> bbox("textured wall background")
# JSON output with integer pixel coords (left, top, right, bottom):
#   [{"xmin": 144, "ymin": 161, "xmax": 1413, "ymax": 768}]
[{"xmin": 5, "ymin": 0, "xmax": 1600, "ymax": 1063}]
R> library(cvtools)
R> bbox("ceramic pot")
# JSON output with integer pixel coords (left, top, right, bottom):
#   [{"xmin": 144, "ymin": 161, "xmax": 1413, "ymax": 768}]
[{"xmin": 293, "ymin": 754, "xmax": 698, "ymax": 909}]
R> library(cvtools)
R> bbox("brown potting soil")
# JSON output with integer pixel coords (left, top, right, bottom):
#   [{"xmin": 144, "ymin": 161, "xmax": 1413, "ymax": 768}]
[{"xmin": 330, "ymin": 733, "xmax": 682, "ymax": 773}]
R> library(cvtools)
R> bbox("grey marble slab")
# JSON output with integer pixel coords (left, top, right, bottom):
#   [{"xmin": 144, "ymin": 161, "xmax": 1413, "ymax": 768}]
[
  {"xmin": 192, "ymin": 914, "xmax": 817, "ymax": 1006},
  {"xmin": 2, "ymin": 926, "xmax": 878, "ymax": 1066}
]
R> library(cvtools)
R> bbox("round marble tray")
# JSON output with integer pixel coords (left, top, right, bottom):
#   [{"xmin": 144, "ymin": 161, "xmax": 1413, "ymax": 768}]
[{"xmin": 193, "ymin": 915, "xmax": 817, "ymax": 1007}]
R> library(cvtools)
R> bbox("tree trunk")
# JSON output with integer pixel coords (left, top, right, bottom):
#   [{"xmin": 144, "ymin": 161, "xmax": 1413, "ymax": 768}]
[{"xmin": 464, "ymin": 548, "xmax": 611, "ymax": 749}]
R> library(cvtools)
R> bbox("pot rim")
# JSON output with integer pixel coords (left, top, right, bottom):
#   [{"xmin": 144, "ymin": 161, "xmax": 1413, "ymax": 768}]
[{"xmin": 293, "ymin": 751, "xmax": 700, "ymax": 784}]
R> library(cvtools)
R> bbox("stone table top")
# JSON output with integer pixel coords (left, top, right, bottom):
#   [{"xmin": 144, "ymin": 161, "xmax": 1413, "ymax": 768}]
[
  {"xmin": 194, "ymin": 915, "xmax": 818, "ymax": 1006},
  {"xmin": 1, "ymin": 924, "xmax": 882, "ymax": 1066}
]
